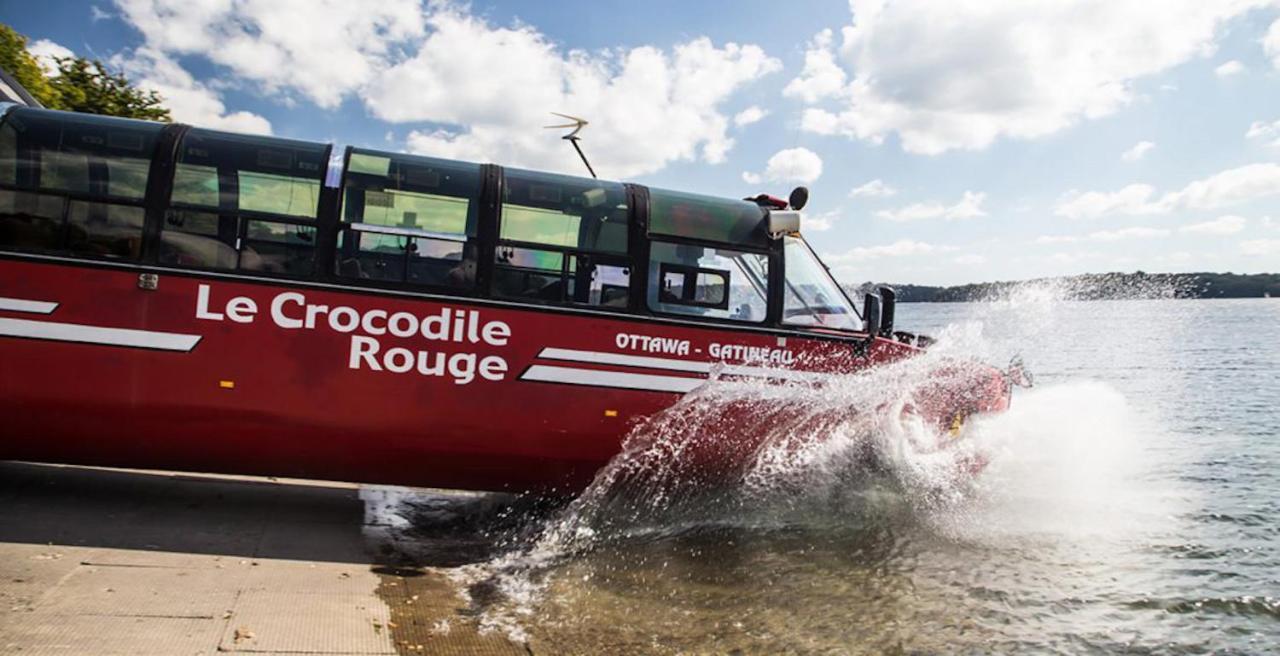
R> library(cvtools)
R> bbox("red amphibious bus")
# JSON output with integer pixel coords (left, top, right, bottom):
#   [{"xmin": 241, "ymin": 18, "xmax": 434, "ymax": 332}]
[{"xmin": 0, "ymin": 102, "xmax": 1011, "ymax": 493}]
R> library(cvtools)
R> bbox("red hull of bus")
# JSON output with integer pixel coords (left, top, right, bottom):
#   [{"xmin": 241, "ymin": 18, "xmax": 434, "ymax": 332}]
[{"xmin": 0, "ymin": 256, "xmax": 1010, "ymax": 493}]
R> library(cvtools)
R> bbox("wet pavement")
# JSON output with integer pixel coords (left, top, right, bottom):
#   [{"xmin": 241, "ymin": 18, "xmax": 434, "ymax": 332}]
[{"xmin": 0, "ymin": 461, "xmax": 526, "ymax": 655}]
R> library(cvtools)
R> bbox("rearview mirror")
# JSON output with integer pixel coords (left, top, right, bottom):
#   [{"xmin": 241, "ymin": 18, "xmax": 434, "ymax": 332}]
[
  {"xmin": 862, "ymin": 293, "xmax": 881, "ymax": 337},
  {"xmin": 877, "ymin": 286, "xmax": 896, "ymax": 337}
]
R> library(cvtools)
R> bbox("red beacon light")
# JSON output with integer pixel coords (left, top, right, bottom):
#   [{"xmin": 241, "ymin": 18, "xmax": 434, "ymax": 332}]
[{"xmin": 746, "ymin": 186, "xmax": 809, "ymax": 211}]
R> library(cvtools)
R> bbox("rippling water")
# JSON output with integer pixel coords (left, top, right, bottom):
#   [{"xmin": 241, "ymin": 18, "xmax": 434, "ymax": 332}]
[{"xmin": 390, "ymin": 296, "xmax": 1280, "ymax": 654}]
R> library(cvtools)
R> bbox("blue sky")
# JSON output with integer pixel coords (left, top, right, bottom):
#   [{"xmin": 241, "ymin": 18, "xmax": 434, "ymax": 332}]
[{"xmin": 5, "ymin": 0, "xmax": 1280, "ymax": 285}]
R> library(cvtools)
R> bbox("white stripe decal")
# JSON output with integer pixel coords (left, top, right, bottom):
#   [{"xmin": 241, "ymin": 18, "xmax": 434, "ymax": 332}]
[
  {"xmin": 0, "ymin": 318, "xmax": 201, "ymax": 351},
  {"xmin": 536, "ymin": 347, "xmax": 823, "ymax": 383},
  {"xmin": 539, "ymin": 347, "xmax": 709, "ymax": 373},
  {"xmin": 521, "ymin": 364, "xmax": 703, "ymax": 394},
  {"xmin": 0, "ymin": 297, "xmax": 58, "ymax": 314}
]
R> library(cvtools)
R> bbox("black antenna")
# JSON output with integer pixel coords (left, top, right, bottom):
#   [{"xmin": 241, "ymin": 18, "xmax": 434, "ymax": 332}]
[{"xmin": 545, "ymin": 112, "xmax": 597, "ymax": 179}]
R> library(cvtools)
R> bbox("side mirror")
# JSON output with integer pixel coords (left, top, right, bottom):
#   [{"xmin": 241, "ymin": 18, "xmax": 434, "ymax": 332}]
[
  {"xmin": 862, "ymin": 293, "xmax": 881, "ymax": 337},
  {"xmin": 877, "ymin": 286, "xmax": 896, "ymax": 337}
]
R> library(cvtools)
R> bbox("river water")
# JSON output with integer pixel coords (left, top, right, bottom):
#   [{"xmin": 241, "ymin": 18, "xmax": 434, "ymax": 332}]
[{"xmin": 388, "ymin": 295, "xmax": 1280, "ymax": 654}]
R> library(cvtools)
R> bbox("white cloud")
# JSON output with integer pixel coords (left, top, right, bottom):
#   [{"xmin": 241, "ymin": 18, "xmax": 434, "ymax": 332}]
[
  {"xmin": 388, "ymin": 10, "xmax": 780, "ymax": 177},
  {"xmin": 953, "ymin": 253, "xmax": 987, "ymax": 265},
  {"xmin": 876, "ymin": 191, "xmax": 986, "ymax": 222},
  {"xmin": 1121, "ymin": 140, "xmax": 1156, "ymax": 161},
  {"xmin": 27, "ymin": 39, "xmax": 74, "ymax": 77},
  {"xmin": 1049, "ymin": 252, "xmax": 1089, "ymax": 264},
  {"xmin": 741, "ymin": 171, "xmax": 762, "ymax": 185},
  {"xmin": 1214, "ymin": 59, "xmax": 1245, "ymax": 76},
  {"xmin": 804, "ymin": 209, "xmax": 840, "ymax": 232},
  {"xmin": 825, "ymin": 239, "xmax": 956, "ymax": 264},
  {"xmin": 1036, "ymin": 227, "xmax": 1170, "ymax": 243},
  {"xmin": 113, "ymin": 2, "xmax": 782, "ymax": 177},
  {"xmin": 782, "ymin": 29, "xmax": 847, "ymax": 104},
  {"xmin": 733, "ymin": 106, "xmax": 768, "ymax": 127},
  {"xmin": 1055, "ymin": 184, "xmax": 1163, "ymax": 219},
  {"xmin": 114, "ymin": 0, "xmax": 427, "ymax": 109},
  {"xmin": 1246, "ymin": 119, "xmax": 1280, "ymax": 146},
  {"xmin": 1088, "ymin": 227, "xmax": 1170, "ymax": 241},
  {"xmin": 765, "ymin": 147, "xmax": 824, "ymax": 183},
  {"xmin": 743, "ymin": 147, "xmax": 824, "ymax": 185},
  {"xmin": 114, "ymin": 48, "xmax": 273, "ymax": 134},
  {"xmin": 90, "ymin": 5, "xmax": 112, "ymax": 21},
  {"xmin": 1265, "ymin": 17, "xmax": 1280, "ymax": 69},
  {"xmin": 1179, "ymin": 215, "xmax": 1247, "ymax": 234},
  {"xmin": 1241, "ymin": 238, "xmax": 1280, "ymax": 255},
  {"xmin": 848, "ymin": 179, "xmax": 897, "ymax": 198},
  {"xmin": 1055, "ymin": 163, "xmax": 1280, "ymax": 219},
  {"xmin": 1173, "ymin": 163, "xmax": 1280, "ymax": 209},
  {"xmin": 787, "ymin": 1, "xmax": 1271, "ymax": 154}
]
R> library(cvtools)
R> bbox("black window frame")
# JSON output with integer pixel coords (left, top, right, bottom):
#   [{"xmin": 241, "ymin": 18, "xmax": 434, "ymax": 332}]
[
  {"xmin": 333, "ymin": 146, "xmax": 483, "ymax": 295},
  {"xmin": 154, "ymin": 127, "xmax": 331, "ymax": 279},
  {"xmin": 643, "ymin": 236, "xmax": 774, "ymax": 325},
  {"xmin": 657, "ymin": 262, "xmax": 731, "ymax": 310},
  {"xmin": 491, "ymin": 167, "xmax": 634, "ymax": 311},
  {"xmin": 0, "ymin": 106, "xmax": 165, "ymax": 262}
]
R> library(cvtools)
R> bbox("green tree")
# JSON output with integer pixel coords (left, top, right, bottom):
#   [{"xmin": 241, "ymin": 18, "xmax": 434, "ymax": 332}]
[
  {"xmin": 0, "ymin": 24, "xmax": 62, "ymax": 108},
  {"xmin": 48, "ymin": 57, "xmax": 170, "ymax": 121},
  {"xmin": 0, "ymin": 22, "xmax": 170, "ymax": 122}
]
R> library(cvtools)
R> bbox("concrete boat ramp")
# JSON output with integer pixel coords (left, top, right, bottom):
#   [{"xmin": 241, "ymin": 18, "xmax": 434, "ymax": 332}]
[{"xmin": 0, "ymin": 462, "xmax": 527, "ymax": 655}]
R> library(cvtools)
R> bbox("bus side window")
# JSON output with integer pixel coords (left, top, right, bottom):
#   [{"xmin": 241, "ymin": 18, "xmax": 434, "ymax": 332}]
[
  {"xmin": 158, "ymin": 129, "xmax": 326, "ymax": 276},
  {"xmin": 335, "ymin": 150, "xmax": 480, "ymax": 292},
  {"xmin": 494, "ymin": 168, "xmax": 630, "ymax": 309},
  {"xmin": 0, "ymin": 108, "xmax": 161, "ymax": 260},
  {"xmin": 647, "ymin": 240, "xmax": 767, "ymax": 322}
]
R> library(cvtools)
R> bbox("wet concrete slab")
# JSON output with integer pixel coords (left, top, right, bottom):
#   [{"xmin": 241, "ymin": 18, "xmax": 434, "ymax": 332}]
[{"xmin": 0, "ymin": 462, "xmax": 527, "ymax": 655}]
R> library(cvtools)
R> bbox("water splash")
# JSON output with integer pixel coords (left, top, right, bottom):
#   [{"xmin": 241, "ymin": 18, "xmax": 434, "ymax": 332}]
[{"xmin": 444, "ymin": 280, "xmax": 1185, "ymax": 643}]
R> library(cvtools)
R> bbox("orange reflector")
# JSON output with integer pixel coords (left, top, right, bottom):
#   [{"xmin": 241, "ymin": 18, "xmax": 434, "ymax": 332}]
[
  {"xmin": 604, "ymin": 409, "xmax": 619, "ymax": 417},
  {"xmin": 219, "ymin": 380, "xmax": 235, "ymax": 389}
]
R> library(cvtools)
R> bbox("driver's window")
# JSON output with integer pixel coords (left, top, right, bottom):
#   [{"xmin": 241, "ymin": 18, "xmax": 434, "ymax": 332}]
[{"xmin": 647, "ymin": 240, "xmax": 766, "ymax": 322}]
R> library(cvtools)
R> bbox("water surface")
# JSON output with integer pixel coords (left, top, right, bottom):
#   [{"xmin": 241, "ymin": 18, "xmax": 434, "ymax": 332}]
[{"xmin": 387, "ymin": 297, "xmax": 1280, "ymax": 654}]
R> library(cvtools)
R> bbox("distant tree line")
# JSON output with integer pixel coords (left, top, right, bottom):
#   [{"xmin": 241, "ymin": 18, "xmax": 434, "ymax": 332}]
[
  {"xmin": 0, "ymin": 23, "xmax": 169, "ymax": 120},
  {"xmin": 848, "ymin": 272, "xmax": 1280, "ymax": 302}
]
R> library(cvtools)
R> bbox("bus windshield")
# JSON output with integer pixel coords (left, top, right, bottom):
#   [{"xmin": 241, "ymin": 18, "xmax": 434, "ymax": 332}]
[{"xmin": 782, "ymin": 236, "xmax": 862, "ymax": 332}]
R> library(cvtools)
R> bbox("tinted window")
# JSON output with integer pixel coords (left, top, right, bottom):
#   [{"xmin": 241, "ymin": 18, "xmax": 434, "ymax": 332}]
[
  {"xmin": 170, "ymin": 129, "xmax": 326, "ymax": 218},
  {"xmin": 501, "ymin": 168, "xmax": 628, "ymax": 253},
  {"xmin": 159, "ymin": 128, "xmax": 326, "ymax": 275},
  {"xmin": 648, "ymin": 188, "xmax": 767, "ymax": 248},
  {"xmin": 342, "ymin": 150, "xmax": 479, "ymax": 233},
  {"xmin": 67, "ymin": 202, "xmax": 145, "ymax": 259},
  {"xmin": 0, "ymin": 189, "xmax": 65, "ymax": 253},
  {"xmin": 336, "ymin": 149, "xmax": 480, "ymax": 291},
  {"xmin": 648, "ymin": 240, "xmax": 767, "ymax": 322},
  {"xmin": 492, "ymin": 169, "xmax": 630, "ymax": 309},
  {"xmin": 0, "ymin": 108, "xmax": 162, "ymax": 260}
]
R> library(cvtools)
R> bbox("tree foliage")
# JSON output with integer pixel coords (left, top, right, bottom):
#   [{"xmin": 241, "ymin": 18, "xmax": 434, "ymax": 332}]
[
  {"xmin": 47, "ymin": 57, "xmax": 170, "ymax": 121},
  {"xmin": 0, "ymin": 23, "xmax": 169, "ymax": 121},
  {"xmin": 0, "ymin": 24, "xmax": 61, "ymax": 108}
]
